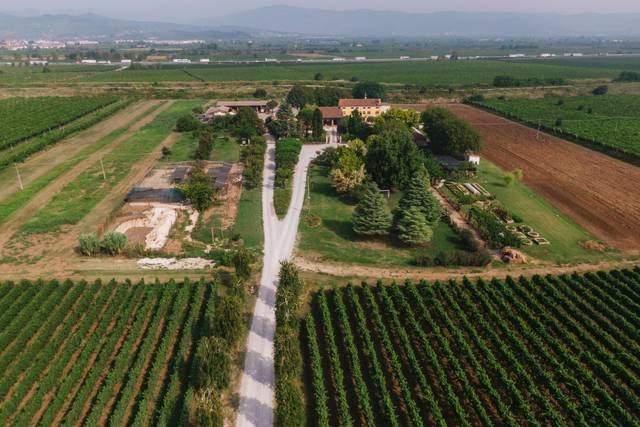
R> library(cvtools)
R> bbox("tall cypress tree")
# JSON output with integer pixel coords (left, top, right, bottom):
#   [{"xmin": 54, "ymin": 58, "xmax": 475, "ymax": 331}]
[
  {"xmin": 352, "ymin": 185, "xmax": 392, "ymax": 236},
  {"xmin": 396, "ymin": 206, "xmax": 434, "ymax": 246},
  {"xmin": 312, "ymin": 108, "xmax": 324, "ymax": 139}
]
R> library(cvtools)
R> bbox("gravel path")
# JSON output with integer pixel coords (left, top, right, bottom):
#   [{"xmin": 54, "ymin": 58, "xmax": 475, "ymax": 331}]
[{"xmin": 236, "ymin": 137, "xmax": 335, "ymax": 427}]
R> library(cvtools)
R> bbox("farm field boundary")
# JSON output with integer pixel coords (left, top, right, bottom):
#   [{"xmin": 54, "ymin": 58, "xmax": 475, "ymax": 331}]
[
  {"xmin": 299, "ymin": 267, "xmax": 640, "ymax": 426},
  {"xmin": 14, "ymin": 101, "xmax": 187, "ymax": 236},
  {"xmin": 467, "ymin": 98, "xmax": 640, "ymax": 165},
  {"xmin": 444, "ymin": 103, "xmax": 640, "ymax": 251},
  {"xmin": 0, "ymin": 98, "xmax": 132, "ymax": 172},
  {"xmin": 0, "ymin": 101, "xmax": 172, "ymax": 250}
]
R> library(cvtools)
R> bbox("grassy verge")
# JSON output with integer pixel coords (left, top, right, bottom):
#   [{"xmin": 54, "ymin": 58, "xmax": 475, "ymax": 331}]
[
  {"xmin": 0, "ymin": 102, "xmax": 160, "ymax": 227},
  {"xmin": 476, "ymin": 160, "xmax": 620, "ymax": 263},
  {"xmin": 297, "ymin": 165, "xmax": 464, "ymax": 267},
  {"xmin": 19, "ymin": 101, "xmax": 201, "ymax": 235},
  {"xmin": 274, "ymin": 187, "xmax": 292, "ymax": 218},
  {"xmin": 163, "ymin": 133, "xmax": 241, "ymax": 163},
  {"xmin": 232, "ymin": 185, "xmax": 263, "ymax": 249}
]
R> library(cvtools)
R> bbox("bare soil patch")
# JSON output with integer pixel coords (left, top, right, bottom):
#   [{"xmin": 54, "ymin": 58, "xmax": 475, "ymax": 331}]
[{"xmin": 443, "ymin": 104, "xmax": 640, "ymax": 251}]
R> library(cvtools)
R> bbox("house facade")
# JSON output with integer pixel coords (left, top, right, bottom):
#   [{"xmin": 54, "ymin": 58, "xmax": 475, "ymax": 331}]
[{"xmin": 338, "ymin": 98, "xmax": 391, "ymax": 121}]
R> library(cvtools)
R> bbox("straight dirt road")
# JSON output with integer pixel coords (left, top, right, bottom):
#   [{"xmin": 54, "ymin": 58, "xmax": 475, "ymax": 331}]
[{"xmin": 236, "ymin": 136, "xmax": 335, "ymax": 427}]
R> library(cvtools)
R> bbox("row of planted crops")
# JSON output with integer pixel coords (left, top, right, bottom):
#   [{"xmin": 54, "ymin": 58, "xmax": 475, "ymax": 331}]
[
  {"xmin": 0, "ymin": 96, "xmax": 119, "ymax": 150},
  {"xmin": 299, "ymin": 267, "xmax": 640, "ymax": 426},
  {"xmin": 0, "ymin": 278, "xmax": 214, "ymax": 426}
]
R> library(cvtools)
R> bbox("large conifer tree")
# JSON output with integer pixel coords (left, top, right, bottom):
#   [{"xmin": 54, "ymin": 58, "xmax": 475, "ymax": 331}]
[
  {"xmin": 394, "ymin": 169, "xmax": 442, "ymax": 227},
  {"xmin": 352, "ymin": 184, "xmax": 392, "ymax": 236},
  {"xmin": 396, "ymin": 206, "xmax": 434, "ymax": 246}
]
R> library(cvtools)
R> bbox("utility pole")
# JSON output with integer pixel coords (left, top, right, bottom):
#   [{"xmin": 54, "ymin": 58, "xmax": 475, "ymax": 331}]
[
  {"xmin": 100, "ymin": 158, "xmax": 106, "ymax": 180},
  {"xmin": 211, "ymin": 226, "xmax": 215, "ymax": 243},
  {"xmin": 14, "ymin": 164, "xmax": 23, "ymax": 190},
  {"xmin": 536, "ymin": 122, "xmax": 541, "ymax": 141}
]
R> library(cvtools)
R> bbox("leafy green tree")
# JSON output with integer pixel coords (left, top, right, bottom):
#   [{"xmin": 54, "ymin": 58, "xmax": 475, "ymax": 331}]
[
  {"xmin": 314, "ymin": 86, "xmax": 349, "ymax": 106},
  {"xmin": 396, "ymin": 206, "xmax": 434, "ymax": 246},
  {"xmin": 232, "ymin": 107, "xmax": 264, "ymax": 139},
  {"xmin": 176, "ymin": 114, "xmax": 200, "ymax": 132},
  {"xmin": 286, "ymin": 85, "xmax": 315, "ymax": 108},
  {"xmin": 330, "ymin": 145, "xmax": 365, "ymax": 194},
  {"xmin": 365, "ymin": 124, "xmax": 420, "ymax": 190},
  {"xmin": 422, "ymin": 107, "xmax": 481, "ymax": 157},
  {"xmin": 181, "ymin": 165, "xmax": 216, "ymax": 212},
  {"xmin": 232, "ymin": 247, "xmax": 255, "ymax": 283},
  {"xmin": 268, "ymin": 102, "xmax": 296, "ymax": 138},
  {"xmin": 352, "ymin": 184, "xmax": 392, "ymax": 236},
  {"xmin": 337, "ymin": 109, "xmax": 371, "ymax": 141},
  {"xmin": 194, "ymin": 337, "xmax": 231, "ymax": 391},
  {"xmin": 253, "ymin": 88, "xmax": 267, "ymax": 98},
  {"xmin": 352, "ymin": 81, "xmax": 387, "ymax": 100},
  {"xmin": 374, "ymin": 107, "xmax": 420, "ymax": 130}
]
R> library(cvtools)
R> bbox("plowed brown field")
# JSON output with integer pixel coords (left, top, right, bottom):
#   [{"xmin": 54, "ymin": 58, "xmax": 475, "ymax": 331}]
[{"xmin": 444, "ymin": 104, "xmax": 640, "ymax": 251}]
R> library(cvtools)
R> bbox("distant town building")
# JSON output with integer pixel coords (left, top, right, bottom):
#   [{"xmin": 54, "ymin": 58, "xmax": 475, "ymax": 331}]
[{"xmin": 172, "ymin": 58, "xmax": 191, "ymax": 64}]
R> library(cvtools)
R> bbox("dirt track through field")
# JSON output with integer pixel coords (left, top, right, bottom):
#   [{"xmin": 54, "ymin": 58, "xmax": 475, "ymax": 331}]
[
  {"xmin": 0, "ymin": 100, "xmax": 162, "ymax": 203},
  {"xmin": 443, "ymin": 104, "xmax": 640, "ymax": 251},
  {"xmin": 0, "ymin": 101, "xmax": 171, "ymax": 250}
]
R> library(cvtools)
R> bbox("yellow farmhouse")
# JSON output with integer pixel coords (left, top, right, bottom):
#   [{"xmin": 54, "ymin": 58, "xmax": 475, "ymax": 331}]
[{"xmin": 338, "ymin": 98, "xmax": 391, "ymax": 121}]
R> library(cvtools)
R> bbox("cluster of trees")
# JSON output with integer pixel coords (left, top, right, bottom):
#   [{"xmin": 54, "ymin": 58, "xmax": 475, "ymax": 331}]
[
  {"xmin": 180, "ymin": 163, "xmax": 216, "ymax": 212},
  {"xmin": 274, "ymin": 262, "xmax": 305, "ymax": 427},
  {"xmin": 352, "ymin": 169, "xmax": 442, "ymax": 246},
  {"xmin": 493, "ymin": 75, "xmax": 565, "ymax": 88},
  {"xmin": 422, "ymin": 107, "xmax": 482, "ymax": 157},
  {"xmin": 614, "ymin": 71, "xmax": 640, "ymax": 82},
  {"xmin": 240, "ymin": 137, "xmax": 267, "ymax": 189},
  {"xmin": 184, "ymin": 249, "xmax": 255, "ymax": 426},
  {"xmin": 267, "ymin": 102, "xmax": 296, "ymax": 139},
  {"xmin": 77, "ymin": 231, "xmax": 127, "ymax": 256},
  {"xmin": 275, "ymin": 138, "xmax": 303, "ymax": 188},
  {"xmin": 296, "ymin": 107, "xmax": 324, "ymax": 140},
  {"xmin": 352, "ymin": 81, "xmax": 387, "ymax": 100},
  {"xmin": 286, "ymin": 85, "xmax": 350, "ymax": 108}
]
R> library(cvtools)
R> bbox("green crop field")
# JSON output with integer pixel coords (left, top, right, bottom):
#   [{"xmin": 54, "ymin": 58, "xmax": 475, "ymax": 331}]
[
  {"xmin": 0, "ymin": 278, "xmax": 215, "ymax": 426},
  {"xmin": 0, "ymin": 96, "xmax": 118, "ymax": 150},
  {"xmin": 299, "ymin": 268, "xmax": 640, "ymax": 426},
  {"xmin": 478, "ymin": 95, "xmax": 640, "ymax": 157},
  {"xmin": 18, "ymin": 101, "xmax": 200, "ymax": 235},
  {"xmin": 73, "ymin": 60, "xmax": 621, "ymax": 87},
  {"xmin": 512, "ymin": 56, "xmax": 640, "ymax": 71}
]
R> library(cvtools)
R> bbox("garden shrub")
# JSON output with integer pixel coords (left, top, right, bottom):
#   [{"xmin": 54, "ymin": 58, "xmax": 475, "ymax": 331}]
[
  {"xmin": 100, "ymin": 232, "xmax": 128, "ymax": 255},
  {"xmin": 193, "ymin": 337, "xmax": 231, "ymax": 391},
  {"xmin": 78, "ymin": 233, "xmax": 100, "ymax": 256}
]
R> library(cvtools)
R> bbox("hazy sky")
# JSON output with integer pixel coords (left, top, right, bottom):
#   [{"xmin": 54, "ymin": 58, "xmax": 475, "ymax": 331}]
[{"xmin": 3, "ymin": 0, "xmax": 640, "ymax": 23}]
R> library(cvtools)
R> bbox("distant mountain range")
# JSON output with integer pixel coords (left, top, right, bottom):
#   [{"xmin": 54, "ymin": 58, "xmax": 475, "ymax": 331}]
[
  {"xmin": 0, "ymin": 12, "xmax": 249, "ymax": 40},
  {"xmin": 0, "ymin": 6, "xmax": 639, "ymax": 41},
  {"xmin": 214, "ymin": 6, "xmax": 640, "ymax": 37}
]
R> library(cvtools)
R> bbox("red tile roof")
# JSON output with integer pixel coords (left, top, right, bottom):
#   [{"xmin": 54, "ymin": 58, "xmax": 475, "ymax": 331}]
[
  {"xmin": 318, "ymin": 107, "xmax": 343, "ymax": 119},
  {"xmin": 338, "ymin": 98, "xmax": 383, "ymax": 107}
]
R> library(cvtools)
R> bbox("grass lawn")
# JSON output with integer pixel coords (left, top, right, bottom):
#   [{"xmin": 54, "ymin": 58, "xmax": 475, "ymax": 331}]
[
  {"xmin": 296, "ymin": 165, "xmax": 464, "ymax": 267},
  {"xmin": 232, "ymin": 184, "xmax": 263, "ymax": 249},
  {"xmin": 475, "ymin": 160, "xmax": 620, "ymax": 263},
  {"xmin": 163, "ymin": 133, "xmax": 241, "ymax": 163}
]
